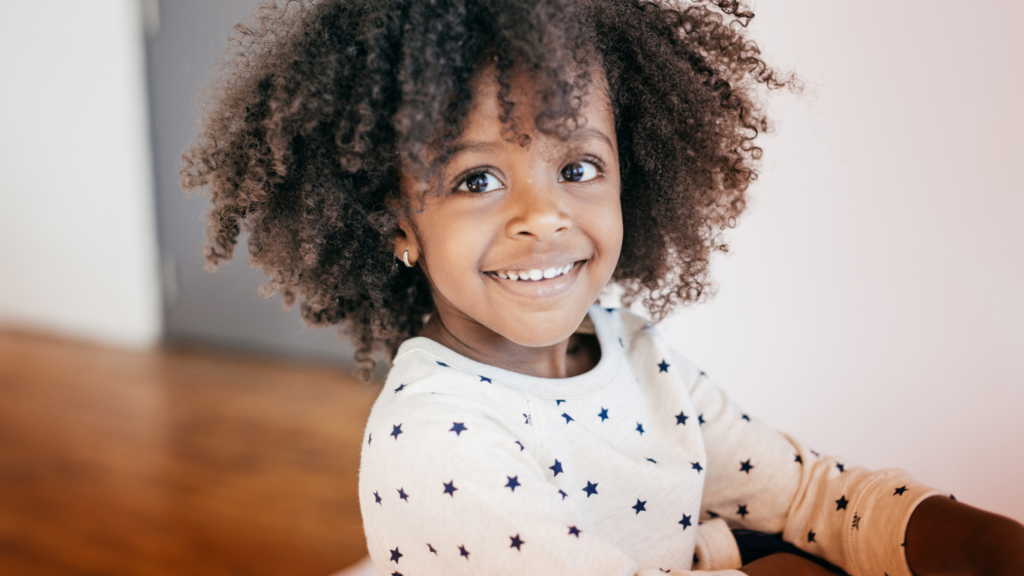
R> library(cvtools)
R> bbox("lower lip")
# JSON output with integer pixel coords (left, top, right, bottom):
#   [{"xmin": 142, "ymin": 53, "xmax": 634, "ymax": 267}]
[{"xmin": 483, "ymin": 261, "xmax": 586, "ymax": 299}]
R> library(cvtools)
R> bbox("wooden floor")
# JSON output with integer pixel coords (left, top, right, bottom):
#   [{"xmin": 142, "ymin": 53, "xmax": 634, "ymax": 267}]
[{"xmin": 0, "ymin": 329, "xmax": 380, "ymax": 576}]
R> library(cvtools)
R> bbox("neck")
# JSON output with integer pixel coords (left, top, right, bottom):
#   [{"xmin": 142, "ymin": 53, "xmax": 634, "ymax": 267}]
[{"xmin": 418, "ymin": 310, "xmax": 597, "ymax": 379}]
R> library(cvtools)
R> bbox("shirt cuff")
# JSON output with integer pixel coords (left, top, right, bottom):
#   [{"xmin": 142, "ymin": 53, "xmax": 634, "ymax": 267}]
[
  {"xmin": 692, "ymin": 518, "xmax": 743, "ymax": 571},
  {"xmin": 844, "ymin": 469, "xmax": 947, "ymax": 576}
]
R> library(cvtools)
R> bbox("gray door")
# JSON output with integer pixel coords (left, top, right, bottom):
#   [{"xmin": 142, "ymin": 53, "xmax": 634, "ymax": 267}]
[{"xmin": 147, "ymin": 0, "xmax": 361, "ymax": 370}]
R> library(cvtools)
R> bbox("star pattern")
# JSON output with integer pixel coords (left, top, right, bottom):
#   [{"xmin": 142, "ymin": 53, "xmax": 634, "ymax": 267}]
[
  {"xmin": 698, "ymin": 414, "xmax": 705, "ymax": 425},
  {"xmin": 458, "ymin": 545, "xmax": 470, "ymax": 559},
  {"xmin": 427, "ymin": 543, "xmax": 437, "ymax": 555},
  {"xmin": 836, "ymin": 495, "xmax": 849, "ymax": 511},
  {"xmin": 675, "ymin": 411, "xmax": 688, "ymax": 425},
  {"xmin": 515, "ymin": 440, "xmax": 525, "ymax": 451},
  {"xmin": 505, "ymin": 476, "xmax": 521, "ymax": 492},
  {"xmin": 558, "ymin": 489, "xmax": 568, "ymax": 500},
  {"xmin": 737, "ymin": 504, "xmax": 749, "ymax": 519},
  {"xmin": 679, "ymin": 514, "xmax": 692, "ymax": 529},
  {"xmin": 794, "ymin": 454, "xmax": 803, "ymax": 464},
  {"xmin": 808, "ymin": 530, "xmax": 816, "ymax": 543},
  {"xmin": 894, "ymin": 486, "xmax": 908, "ymax": 496},
  {"xmin": 632, "ymin": 499, "xmax": 647, "ymax": 514},
  {"xmin": 479, "ymin": 375, "xmax": 492, "ymax": 383},
  {"xmin": 568, "ymin": 526, "xmax": 581, "ymax": 537},
  {"xmin": 741, "ymin": 414, "xmax": 750, "ymax": 422},
  {"xmin": 598, "ymin": 407, "xmax": 609, "ymax": 421},
  {"xmin": 368, "ymin": 433, "xmax": 372, "ymax": 446},
  {"xmin": 510, "ymin": 534, "xmax": 524, "ymax": 550},
  {"xmin": 398, "ymin": 488, "xmax": 408, "ymax": 501},
  {"xmin": 390, "ymin": 424, "xmax": 403, "ymax": 439},
  {"xmin": 449, "ymin": 422, "xmax": 467, "ymax": 436},
  {"xmin": 636, "ymin": 422, "xmax": 645, "ymax": 435},
  {"xmin": 374, "ymin": 491, "xmax": 382, "ymax": 505},
  {"xmin": 583, "ymin": 481, "xmax": 598, "ymax": 497},
  {"xmin": 443, "ymin": 481, "xmax": 458, "ymax": 497},
  {"xmin": 561, "ymin": 412, "xmax": 574, "ymax": 424},
  {"xmin": 550, "ymin": 460, "xmax": 563, "ymax": 476},
  {"xmin": 836, "ymin": 462, "xmax": 845, "ymax": 473},
  {"xmin": 740, "ymin": 459, "xmax": 754, "ymax": 473},
  {"xmin": 523, "ymin": 414, "xmax": 531, "ymax": 425},
  {"xmin": 435, "ymin": 361, "xmax": 449, "ymax": 367},
  {"xmin": 393, "ymin": 383, "xmax": 405, "ymax": 393},
  {"xmin": 657, "ymin": 359, "xmax": 670, "ymax": 373},
  {"xmin": 556, "ymin": 399, "xmax": 566, "ymax": 405},
  {"xmin": 691, "ymin": 461, "xmax": 703, "ymax": 473},
  {"xmin": 390, "ymin": 548, "xmax": 403, "ymax": 563},
  {"xmin": 646, "ymin": 458, "xmax": 657, "ymax": 464}
]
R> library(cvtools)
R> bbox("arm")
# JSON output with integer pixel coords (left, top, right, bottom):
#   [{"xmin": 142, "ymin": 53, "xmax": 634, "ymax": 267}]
[{"xmin": 905, "ymin": 496, "xmax": 1024, "ymax": 576}]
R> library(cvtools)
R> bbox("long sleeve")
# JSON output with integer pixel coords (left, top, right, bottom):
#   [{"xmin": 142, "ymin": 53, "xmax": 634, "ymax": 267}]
[{"xmin": 677, "ymin": 350, "xmax": 947, "ymax": 576}]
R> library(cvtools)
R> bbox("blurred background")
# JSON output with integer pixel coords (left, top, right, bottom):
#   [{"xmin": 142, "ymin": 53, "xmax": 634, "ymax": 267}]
[{"xmin": 0, "ymin": 0, "xmax": 1021, "ymax": 574}]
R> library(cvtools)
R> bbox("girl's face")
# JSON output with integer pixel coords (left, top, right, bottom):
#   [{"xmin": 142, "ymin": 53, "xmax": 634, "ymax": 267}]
[{"xmin": 399, "ymin": 68, "xmax": 622, "ymax": 358}]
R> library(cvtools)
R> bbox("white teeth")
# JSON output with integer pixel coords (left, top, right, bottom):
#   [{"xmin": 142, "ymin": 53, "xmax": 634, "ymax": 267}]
[{"xmin": 492, "ymin": 262, "xmax": 578, "ymax": 281}]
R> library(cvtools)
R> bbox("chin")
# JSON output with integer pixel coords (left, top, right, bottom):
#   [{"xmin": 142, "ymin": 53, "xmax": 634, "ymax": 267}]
[{"xmin": 495, "ymin": 306, "xmax": 590, "ymax": 348}]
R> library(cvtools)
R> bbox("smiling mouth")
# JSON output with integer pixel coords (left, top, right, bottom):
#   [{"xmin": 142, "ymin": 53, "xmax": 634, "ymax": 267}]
[{"xmin": 484, "ymin": 260, "xmax": 586, "ymax": 282}]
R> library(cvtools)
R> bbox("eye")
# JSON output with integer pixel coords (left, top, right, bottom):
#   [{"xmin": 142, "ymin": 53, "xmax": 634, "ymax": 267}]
[
  {"xmin": 559, "ymin": 161, "xmax": 599, "ymax": 183},
  {"xmin": 457, "ymin": 171, "xmax": 504, "ymax": 194}
]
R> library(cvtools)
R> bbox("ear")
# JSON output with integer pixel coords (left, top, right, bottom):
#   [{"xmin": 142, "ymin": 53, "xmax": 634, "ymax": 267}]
[{"xmin": 394, "ymin": 218, "xmax": 421, "ymax": 267}]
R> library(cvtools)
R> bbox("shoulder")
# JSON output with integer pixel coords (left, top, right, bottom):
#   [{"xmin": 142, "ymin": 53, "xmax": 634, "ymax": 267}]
[{"xmin": 600, "ymin": 307, "xmax": 706, "ymax": 390}]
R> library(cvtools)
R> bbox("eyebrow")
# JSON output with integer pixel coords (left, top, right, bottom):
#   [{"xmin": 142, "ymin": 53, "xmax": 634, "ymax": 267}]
[{"xmin": 445, "ymin": 127, "xmax": 615, "ymax": 160}]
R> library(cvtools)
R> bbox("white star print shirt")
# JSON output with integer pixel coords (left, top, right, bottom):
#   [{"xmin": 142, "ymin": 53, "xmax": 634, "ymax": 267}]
[{"xmin": 359, "ymin": 306, "xmax": 945, "ymax": 576}]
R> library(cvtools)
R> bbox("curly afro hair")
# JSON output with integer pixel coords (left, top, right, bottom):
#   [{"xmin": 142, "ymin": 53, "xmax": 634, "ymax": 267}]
[{"xmin": 181, "ymin": 0, "xmax": 794, "ymax": 379}]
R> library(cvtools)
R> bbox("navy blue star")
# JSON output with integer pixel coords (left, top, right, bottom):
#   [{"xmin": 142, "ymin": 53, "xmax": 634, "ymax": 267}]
[
  {"xmin": 515, "ymin": 440, "xmax": 524, "ymax": 451},
  {"xmin": 450, "ymin": 422, "xmax": 467, "ymax": 436},
  {"xmin": 675, "ymin": 411, "xmax": 689, "ymax": 425},
  {"xmin": 679, "ymin": 514, "xmax": 692, "ymax": 529},
  {"xmin": 808, "ymin": 530, "xmax": 816, "ymax": 543},
  {"xmin": 706, "ymin": 510, "xmax": 719, "ymax": 518},
  {"xmin": 556, "ymin": 399, "xmax": 566, "ymax": 405},
  {"xmin": 740, "ymin": 459, "xmax": 754, "ymax": 474},
  {"xmin": 741, "ymin": 414, "xmax": 750, "ymax": 421},
  {"xmin": 658, "ymin": 359, "xmax": 670, "ymax": 373},
  {"xmin": 583, "ymin": 481, "xmax": 598, "ymax": 497},
  {"xmin": 568, "ymin": 526, "xmax": 581, "ymax": 537},
  {"xmin": 390, "ymin": 424, "xmax": 403, "ymax": 439},
  {"xmin": 646, "ymin": 458, "xmax": 658, "ymax": 464},
  {"xmin": 505, "ymin": 476, "xmax": 521, "ymax": 492},
  {"xmin": 458, "ymin": 545, "xmax": 470, "ymax": 559},
  {"xmin": 510, "ymin": 534, "xmax": 524, "ymax": 550},
  {"xmin": 427, "ymin": 543, "xmax": 437, "ymax": 555},
  {"xmin": 605, "ymin": 307, "xmax": 615, "ymax": 313},
  {"xmin": 619, "ymin": 337, "xmax": 624, "ymax": 347},
  {"xmin": 550, "ymin": 460, "xmax": 563, "ymax": 476},
  {"xmin": 436, "ymin": 361, "xmax": 449, "ymax": 367},
  {"xmin": 368, "ymin": 433, "xmax": 372, "ymax": 446},
  {"xmin": 390, "ymin": 547, "xmax": 403, "ymax": 563},
  {"xmin": 632, "ymin": 499, "xmax": 647, "ymax": 514},
  {"xmin": 397, "ymin": 488, "xmax": 408, "ymax": 501},
  {"xmin": 393, "ymin": 383, "xmax": 406, "ymax": 393},
  {"xmin": 558, "ymin": 489, "xmax": 568, "ymax": 500},
  {"xmin": 836, "ymin": 462, "xmax": 845, "ymax": 473},
  {"xmin": 443, "ymin": 481, "xmax": 458, "ymax": 497},
  {"xmin": 374, "ymin": 491, "xmax": 382, "ymax": 505},
  {"xmin": 836, "ymin": 495, "xmax": 849, "ymax": 510},
  {"xmin": 479, "ymin": 375, "xmax": 492, "ymax": 383},
  {"xmin": 636, "ymin": 422, "xmax": 645, "ymax": 435},
  {"xmin": 391, "ymin": 572, "xmax": 402, "ymax": 576},
  {"xmin": 737, "ymin": 504, "xmax": 749, "ymax": 519},
  {"xmin": 794, "ymin": 454, "xmax": 803, "ymax": 464},
  {"xmin": 698, "ymin": 414, "xmax": 705, "ymax": 425},
  {"xmin": 561, "ymin": 412, "xmax": 574, "ymax": 424},
  {"xmin": 894, "ymin": 486, "xmax": 908, "ymax": 496},
  {"xmin": 598, "ymin": 407, "xmax": 609, "ymax": 421},
  {"xmin": 951, "ymin": 494, "xmax": 957, "ymax": 501},
  {"xmin": 523, "ymin": 413, "xmax": 531, "ymax": 425},
  {"xmin": 691, "ymin": 461, "xmax": 703, "ymax": 473},
  {"xmin": 810, "ymin": 449, "xmax": 820, "ymax": 457}
]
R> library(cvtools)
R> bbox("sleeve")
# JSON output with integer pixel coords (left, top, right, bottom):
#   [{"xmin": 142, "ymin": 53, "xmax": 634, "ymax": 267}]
[
  {"xmin": 359, "ymin": 390, "xmax": 745, "ymax": 576},
  {"xmin": 676, "ymin": 350, "xmax": 948, "ymax": 576}
]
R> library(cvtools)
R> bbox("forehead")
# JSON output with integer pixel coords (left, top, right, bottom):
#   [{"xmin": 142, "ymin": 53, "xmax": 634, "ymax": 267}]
[{"xmin": 459, "ymin": 64, "xmax": 615, "ymax": 146}]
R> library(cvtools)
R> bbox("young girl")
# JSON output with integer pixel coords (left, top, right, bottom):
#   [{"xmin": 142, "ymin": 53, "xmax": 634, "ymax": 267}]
[{"xmin": 181, "ymin": 0, "xmax": 1024, "ymax": 574}]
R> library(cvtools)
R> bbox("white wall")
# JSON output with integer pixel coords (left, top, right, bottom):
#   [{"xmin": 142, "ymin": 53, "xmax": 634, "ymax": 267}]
[
  {"xmin": 657, "ymin": 1, "xmax": 1024, "ymax": 521},
  {"xmin": 0, "ymin": 0, "xmax": 161, "ymax": 348}
]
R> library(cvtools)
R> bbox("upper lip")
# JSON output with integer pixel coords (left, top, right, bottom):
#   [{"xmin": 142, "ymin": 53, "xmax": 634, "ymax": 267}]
[{"xmin": 483, "ymin": 257, "xmax": 586, "ymax": 273}]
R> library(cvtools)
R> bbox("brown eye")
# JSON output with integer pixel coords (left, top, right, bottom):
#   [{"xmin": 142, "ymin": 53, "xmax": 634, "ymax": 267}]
[
  {"xmin": 559, "ymin": 161, "xmax": 598, "ymax": 183},
  {"xmin": 457, "ymin": 171, "xmax": 503, "ymax": 193}
]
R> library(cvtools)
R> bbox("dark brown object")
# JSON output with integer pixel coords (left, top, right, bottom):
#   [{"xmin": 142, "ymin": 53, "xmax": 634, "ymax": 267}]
[{"xmin": 0, "ymin": 329, "xmax": 377, "ymax": 576}]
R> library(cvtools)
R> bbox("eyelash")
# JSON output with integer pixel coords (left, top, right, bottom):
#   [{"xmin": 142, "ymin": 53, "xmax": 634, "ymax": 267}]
[{"xmin": 452, "ymin": 154, "xmax": 608, "ymax": 194}]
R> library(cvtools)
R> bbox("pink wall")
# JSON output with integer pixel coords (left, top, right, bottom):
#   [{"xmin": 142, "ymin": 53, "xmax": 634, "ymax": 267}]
[{"xmin": 657, "ymin": 1, "xmax": 1024, "ymax": 522}]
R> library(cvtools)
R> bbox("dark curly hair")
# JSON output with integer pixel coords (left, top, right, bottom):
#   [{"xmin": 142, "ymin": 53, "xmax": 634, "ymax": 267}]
[{"xmin": 181, "ymin": 0, "xmax": 794, "ymax": 379}]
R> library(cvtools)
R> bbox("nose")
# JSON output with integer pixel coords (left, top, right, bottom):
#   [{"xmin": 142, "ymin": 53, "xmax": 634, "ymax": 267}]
[{"xmin": 504, "ymin": 180, "xmax": 572, "ymax": 241}]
